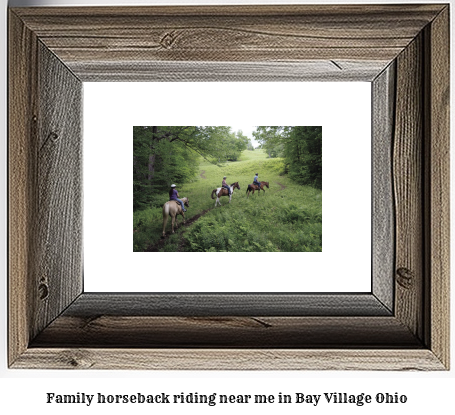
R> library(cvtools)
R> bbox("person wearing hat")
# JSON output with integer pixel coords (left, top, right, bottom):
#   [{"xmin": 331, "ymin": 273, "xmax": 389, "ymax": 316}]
[
  {"xmin": 169, "ymin": 184, "xmax": 187, "ymax": 212},
  {"xmin": 253, "ymin": 172, "xmax": 261, "ymax": 190},
  {"xmin": 221, "ymin": 176, "xmax": 231, "ymax": 195}
]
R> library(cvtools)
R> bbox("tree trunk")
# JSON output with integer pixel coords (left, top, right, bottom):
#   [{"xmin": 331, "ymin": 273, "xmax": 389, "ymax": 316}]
[
  {"xmin": 148, "ymin": 154, "xmax": 155, "ymax": 182},
  {"xmin": 133, "ymin": 155, "xmax": 143, "ymax": 179},
  {"xmin": 148, "ymin": 126, "xmax": 157, "ymax": 183}
]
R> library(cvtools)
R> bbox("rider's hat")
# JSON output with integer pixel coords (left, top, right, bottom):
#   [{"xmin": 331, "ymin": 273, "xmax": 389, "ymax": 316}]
[
  {"xmin": 171, "ymin": 184, "xmax": 176, "ymax": 187},
  {"xmin": 223, "ymin": 176, "xmax": 227, "ymax": 179}
]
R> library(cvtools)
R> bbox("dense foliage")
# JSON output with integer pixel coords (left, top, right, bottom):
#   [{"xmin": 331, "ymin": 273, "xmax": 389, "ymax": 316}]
[
  {"xmin": 133, "ymin": 149, "xmax": 322, "ymax": 253},
  {"xmin": 253, "ymin": 126, "xmax": 322, "ymax": 189},
  {"xmin": 133, "ymin": 126, "xmax": 251, "ymax": 211},
  {"xmin": 184, "ymin": 186, "xmax": 322, "ymax": 253},
  {"xmin": 133, "ymin": 124, "xmax": 323, "ymax": 252}
]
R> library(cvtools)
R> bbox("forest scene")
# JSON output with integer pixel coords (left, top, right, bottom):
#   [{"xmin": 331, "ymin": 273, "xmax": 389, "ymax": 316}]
[{"xmin": 133, "ymin": 126, "xmax": 322, "ymax": 252}]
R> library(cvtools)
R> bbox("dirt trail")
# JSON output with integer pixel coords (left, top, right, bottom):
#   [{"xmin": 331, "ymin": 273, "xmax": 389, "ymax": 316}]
[
  {"xmin": 200, "ymin": 170, "xmax": 206, "ymax": 179},
  {"xmin": 144, "ymin": 182, "xmax": 286, "ymax": 252},
  {"xmin": 145, "ymin": 208, "xmax": 212, "ymax": 252}
]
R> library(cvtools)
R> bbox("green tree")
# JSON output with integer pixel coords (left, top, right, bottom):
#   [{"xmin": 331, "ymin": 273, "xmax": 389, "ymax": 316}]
[
  {"xmin": 253, "ymin": 126, "xmax": 322, "ymax": 188},
  {"xmin": 253, "ymin": 126, "xmax": 286, "ymax": 158},
  {"xmin": 133, "ymin": 126, "xmax": 253, "ymax": 211},
  {"xmin": 133, "ymin": 126, "xmax": 201, "ymax": 210},
  {"xmin": 225, "ymin": 130, "xmax": 249, "ymax": 161},
  {"xmin": 285, "ymin": 126, "xmax": 322, "ymax": 188}
]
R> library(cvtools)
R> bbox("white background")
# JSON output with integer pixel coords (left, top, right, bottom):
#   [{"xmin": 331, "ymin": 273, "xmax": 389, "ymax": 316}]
[
  {"xmin": 1, "ymin": 0, "xmax": 454, "ymax": 414},
  {"xmin": 84, "ymin": 82, "xmax": 371, "ymax": 293}
]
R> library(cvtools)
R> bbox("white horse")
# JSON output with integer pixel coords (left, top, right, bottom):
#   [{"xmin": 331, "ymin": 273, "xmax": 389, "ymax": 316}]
[
  {"xmin": 211, "ymin": 182, "xmax": 240, "ymax": 207},
  {"xmin": 162, "ymin": 197, "xmax": 189, "ymax": 237}
]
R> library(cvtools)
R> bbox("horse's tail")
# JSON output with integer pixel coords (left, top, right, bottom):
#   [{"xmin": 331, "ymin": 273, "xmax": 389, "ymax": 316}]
[
  {"xmin": 246, "ymin": 185, "xmax": 250, "ymax": 194},
  {"xmin": 162, "ymin": 202, "xmax": 170, "ymax": 236},
  {"xmin": 211, "ymin": 189, "xmax": 217, "ymax": 199}
]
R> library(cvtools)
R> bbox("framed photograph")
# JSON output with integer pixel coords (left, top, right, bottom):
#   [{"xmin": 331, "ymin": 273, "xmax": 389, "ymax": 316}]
[
  {"xmin": 8, "ymin": 4, "xmax": 449, "ymax": 370},
  {"xmin": 86, "ymin": 83, "xmax": 368, "ymax": 293}
]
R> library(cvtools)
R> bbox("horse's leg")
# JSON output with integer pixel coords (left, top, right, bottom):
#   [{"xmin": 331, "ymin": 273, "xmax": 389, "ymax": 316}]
[
  {"xmin": 171, "ymin": 214, "xmax": 176, "ymax": 233},
  {"xmin": 162, "ymin": 215, "xmax": 168, "ymax": 238}
]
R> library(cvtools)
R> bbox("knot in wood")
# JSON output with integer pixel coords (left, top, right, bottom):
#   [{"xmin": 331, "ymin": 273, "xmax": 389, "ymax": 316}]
[
  {"xmin": 48, "ymin": 131, "xmax": 59, "ymax": 142},
  {"xmin": 60, "ymin": 350, "xmax": 94, "ymax": 369},
  {"xmin": 38, "ymin": 280, "xmax": 49, "ymax": 300},
  {"xmin": 160, "ymin": 31, "xmax": 180, "ymax": 49},
  {"xmin": 396, "ymin": 267, "xmax": 414, "ymax": 289}
]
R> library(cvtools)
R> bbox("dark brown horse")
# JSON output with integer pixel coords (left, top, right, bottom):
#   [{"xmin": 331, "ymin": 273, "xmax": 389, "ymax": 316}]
[
  {"xmin": 246, "ymin": 181, "xmax": 269, "ymax": 198},
  {"xmin": 211, "ymin": 182, "xmax": 240, "ymax": 206}
]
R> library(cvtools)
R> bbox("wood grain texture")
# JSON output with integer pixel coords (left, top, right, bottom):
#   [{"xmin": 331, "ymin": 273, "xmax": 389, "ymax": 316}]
[
  {"xmin": 13, "ymin": 349, "xmax": 445, "ymax": 371},
  {"xmin": 9, "ymin": 11, "xmax": 84, "ymax": 366},
  {"xmin": 393, "ymin": 34, "xmax": 424, "ymax": 340},
  {"xmin": 61, "ymin": 293, "xmax": 391, "ymax": 317},
  {"xmin": 71, "ymin": 60, "xmax": 389, "ymax": 82},
  {"xmin": 372, "ymin": 63, "xmax": 395, "ymax": 312},
  {"xmin": 424, "ymin": 6, "xmax": 450, "ymax": 368},
  {"xmin": 33, "ymin": 43, "xmax": 83, "ymax": 338},
  {"xmin": 31, "ymin": 316, "xmax": 420, "ymax": 349},
  {"xmin": 8, "ymin": 11, "xmax": 39, "ymax": 366},
  {"xmin": 8, "ymin": 4, "xmax": 450, "ymax": 370},
  {"xmin": 11, "ymin": 5, "xmax": 444, "ymax": 76}
]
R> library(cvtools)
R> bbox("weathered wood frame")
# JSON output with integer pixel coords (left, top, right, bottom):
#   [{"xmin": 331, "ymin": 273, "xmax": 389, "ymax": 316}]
[{"xmin": 8, "ymin": 5, "xmax": 449, "ymax": 370}]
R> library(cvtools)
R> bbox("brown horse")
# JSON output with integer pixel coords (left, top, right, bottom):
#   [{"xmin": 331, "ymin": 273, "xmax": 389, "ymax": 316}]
[
  {"xmin": 246, "ymin": 181, "xmax": 269, "ymax": 198},
  {"xmin": 162, "ymin": 197, "xmax": 189, "ymax": 237},
  {"xmin": 211, "ymin": 182, "xmax": 240, "ymax": 206}
]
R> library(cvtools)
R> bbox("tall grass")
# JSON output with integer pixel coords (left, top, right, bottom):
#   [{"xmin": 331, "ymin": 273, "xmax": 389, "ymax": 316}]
[{"xmin": 133, "ymin": 149, "xmax": 322, "ymax": 252}]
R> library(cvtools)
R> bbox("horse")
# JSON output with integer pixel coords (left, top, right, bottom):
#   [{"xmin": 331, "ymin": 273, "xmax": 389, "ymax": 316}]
[
  {"xmin": 246, "ymin": 181, "xmax": 269, "ymax": 198},
  {"xmin": 162, "ymin": 197, "xmax": 189, "ymax": 238},
  {"xmin": 211, "ymin": 182, "xmax": 240, "ymax": 207}
]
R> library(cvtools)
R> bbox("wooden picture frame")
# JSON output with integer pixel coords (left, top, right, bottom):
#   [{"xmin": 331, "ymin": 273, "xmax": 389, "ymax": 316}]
[{"xmin": 8, "ymin": 4, "xmax": 449, "ymax": 370}]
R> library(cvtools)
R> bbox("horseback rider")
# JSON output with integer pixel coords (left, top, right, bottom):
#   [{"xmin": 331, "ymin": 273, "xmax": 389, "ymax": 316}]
[
  {"xmin": 169, "ymin": 184, "xmax": 187, "ymax": 212},
  {"xmin": 222, "ymin": 176, "xmax": 231, "ymax": 195},
  {"xmin": 253, "ymin": 173, "xmax": 261, "ymax": 190}
]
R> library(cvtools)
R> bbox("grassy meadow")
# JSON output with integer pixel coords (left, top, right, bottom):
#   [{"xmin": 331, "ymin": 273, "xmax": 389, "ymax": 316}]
[{"xmin": 133, "ymin": 149, "xmax": 322, "ymax": 252}]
